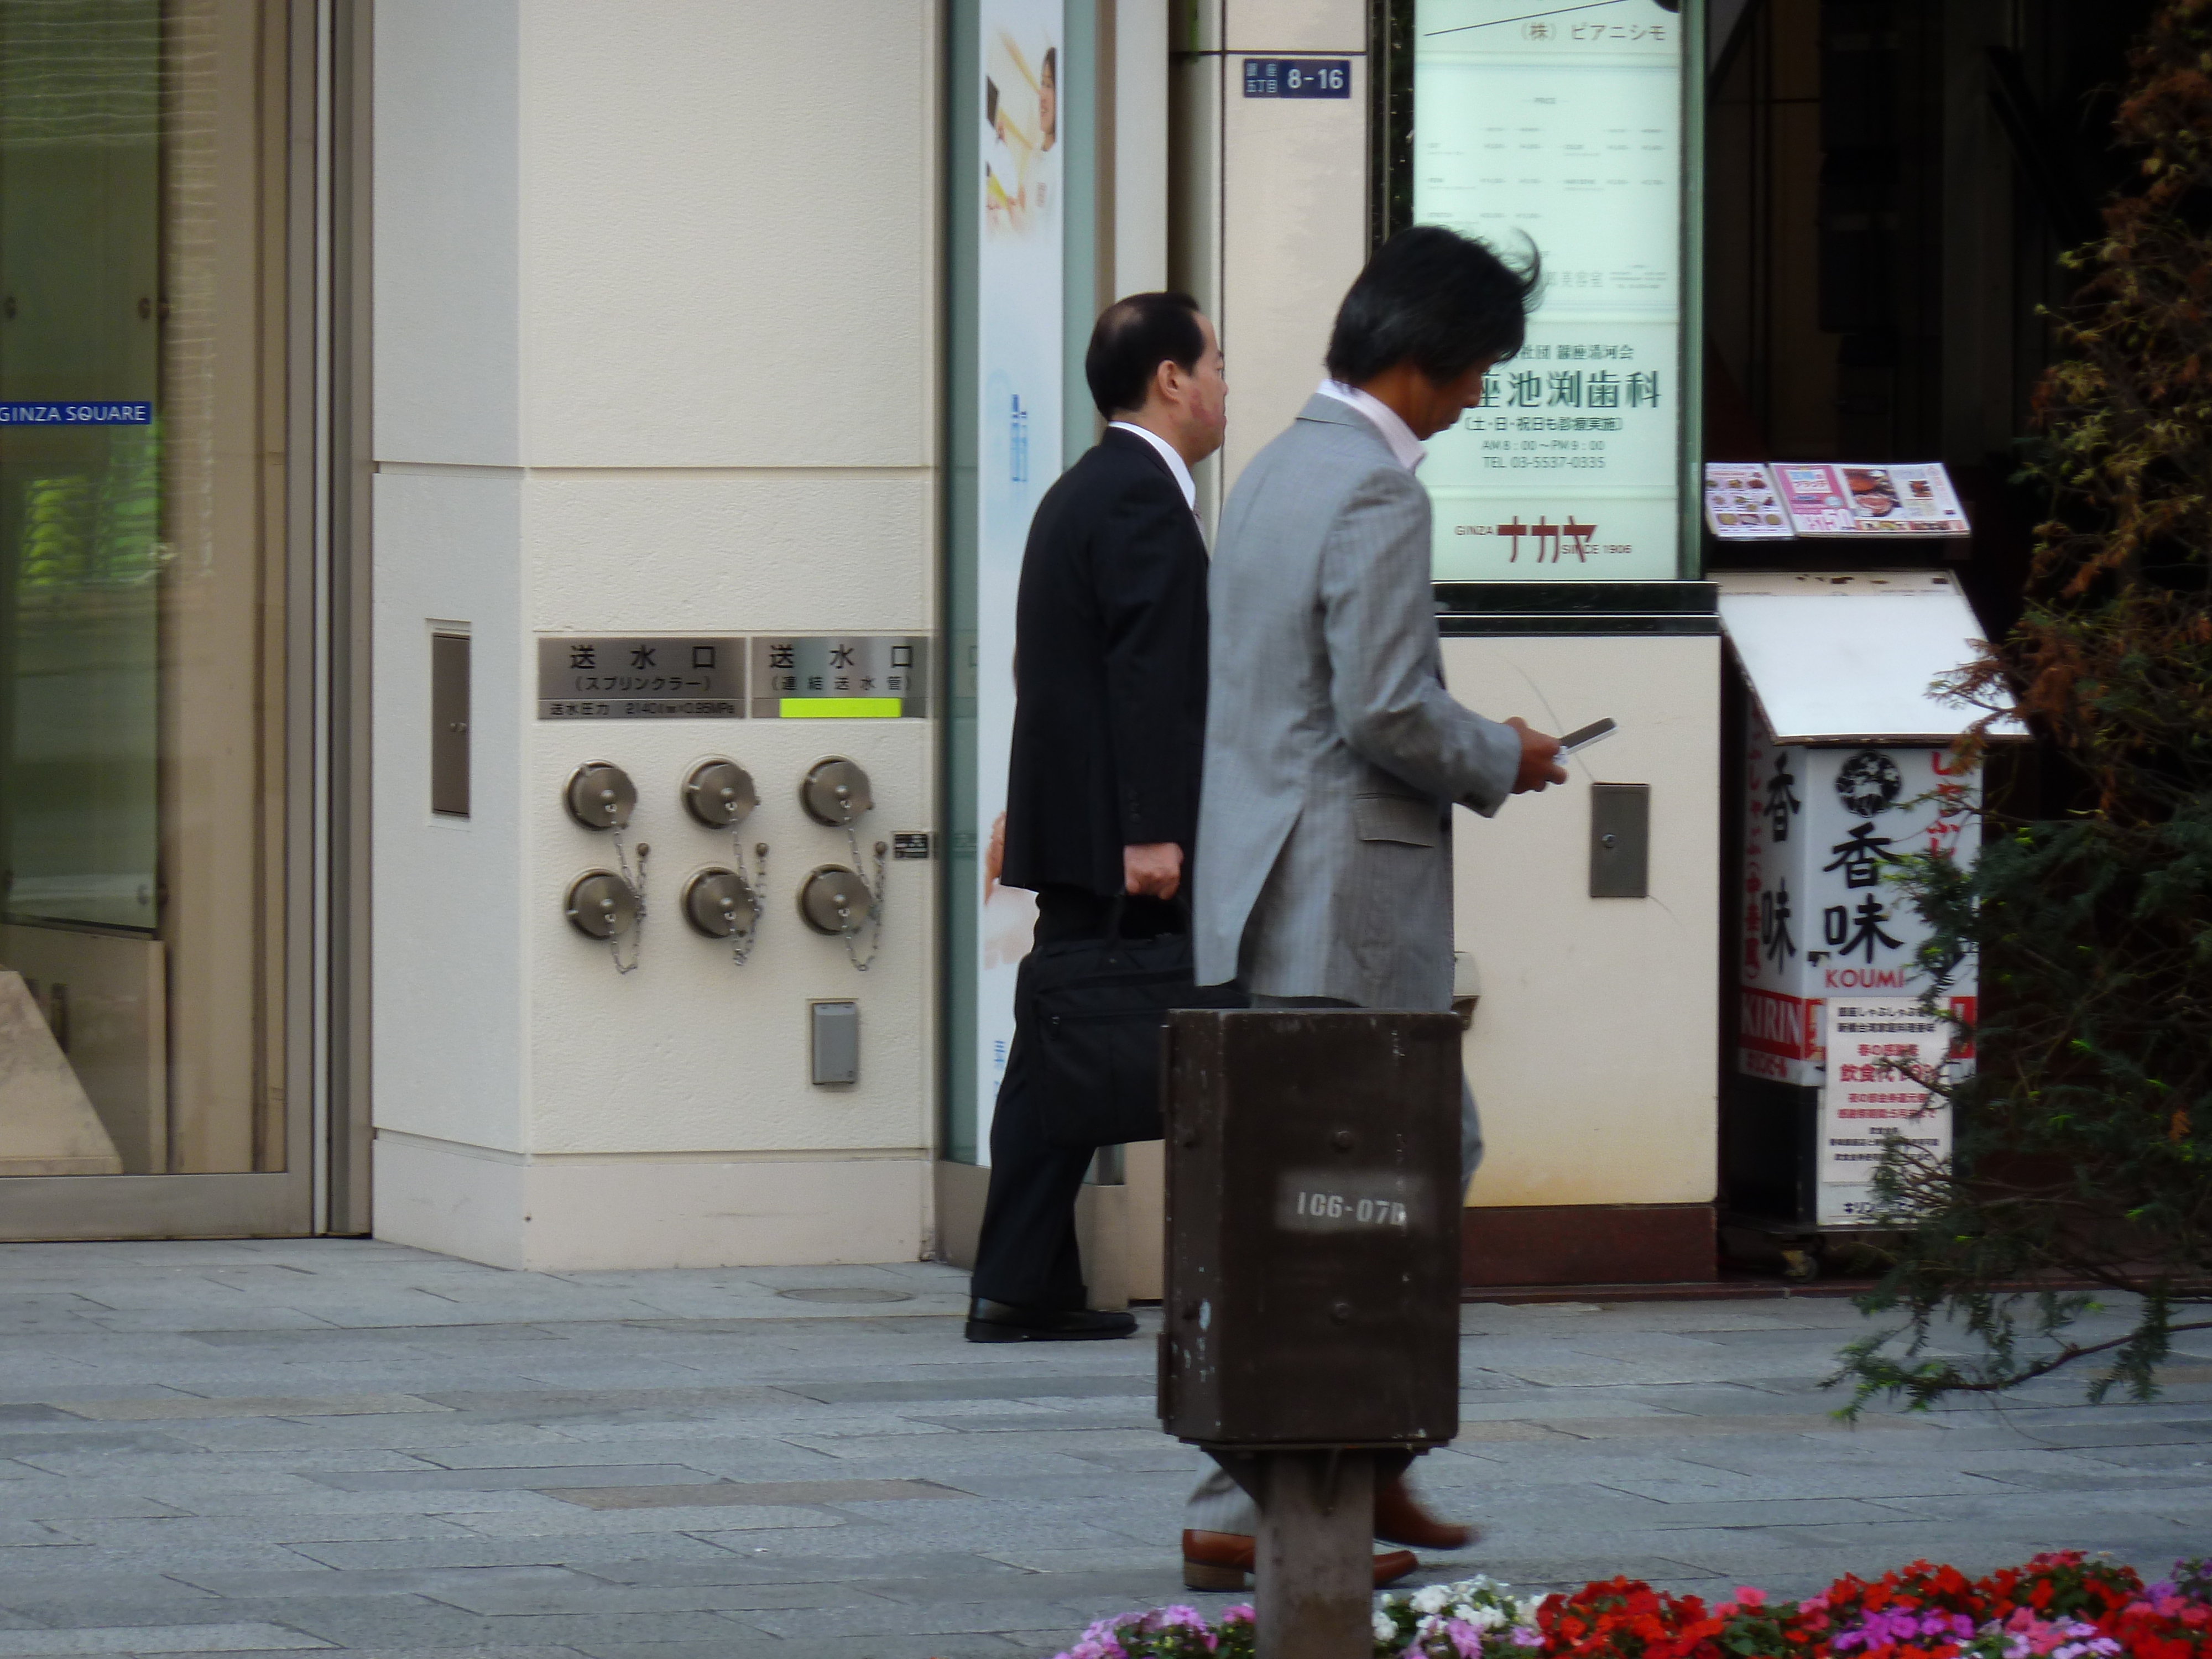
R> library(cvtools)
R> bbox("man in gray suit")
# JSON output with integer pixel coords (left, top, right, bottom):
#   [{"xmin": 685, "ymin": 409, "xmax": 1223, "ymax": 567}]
[{"xmin": 1177, "ymin": 227, "xmax": 1567, "ymax": 1592}]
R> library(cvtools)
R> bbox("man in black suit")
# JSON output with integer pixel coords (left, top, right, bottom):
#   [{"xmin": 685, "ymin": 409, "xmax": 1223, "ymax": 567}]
[{"xmin": 966, "ymin": 292, "xmax": 1227, "ymax": 1343}]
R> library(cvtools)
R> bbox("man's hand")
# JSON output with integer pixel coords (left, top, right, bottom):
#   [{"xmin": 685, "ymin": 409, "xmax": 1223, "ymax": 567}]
[
  {"xmin": 1124, "ymin": 842, "xmax": 1183, "ymax": 899},
  {"xmin": 1505, "ymin": 717, "xmax": 1568, "ymax": 794}
]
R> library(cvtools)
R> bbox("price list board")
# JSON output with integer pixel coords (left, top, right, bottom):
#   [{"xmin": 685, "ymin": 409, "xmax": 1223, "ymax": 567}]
[{"xmin": 1413, "ymin": 0, "xmax": 1685, "ymax": 581}]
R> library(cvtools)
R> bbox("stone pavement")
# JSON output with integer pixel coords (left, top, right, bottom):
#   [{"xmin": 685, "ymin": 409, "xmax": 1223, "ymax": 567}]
[{"xmin": 1, "ymin": 1240, "xmax": 2210, "ymax": 1659}]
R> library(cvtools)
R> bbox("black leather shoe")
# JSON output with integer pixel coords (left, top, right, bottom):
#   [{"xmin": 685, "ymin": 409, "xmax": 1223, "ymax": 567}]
[{"xmin": 964, "ymin": 1297, "xmax": 1137, "ymax": 1343}]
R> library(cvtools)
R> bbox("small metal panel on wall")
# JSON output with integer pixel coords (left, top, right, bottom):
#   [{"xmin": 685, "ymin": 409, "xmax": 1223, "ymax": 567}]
[{"xmin": 526, "ymin": 637, "xmax": 933, "ymax": 723}]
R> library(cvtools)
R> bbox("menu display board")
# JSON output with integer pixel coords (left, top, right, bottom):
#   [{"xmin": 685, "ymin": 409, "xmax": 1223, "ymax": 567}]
[
  {"xmin": 1706, "ymin": 462, "xmax": 1973, "ymax": 542},
  {"xmin": 1774, "ymin": 463, "xmax": 1969, "ymax": 538},
  {"xmin": 1703, "ymin": 464, "xmax": 1792, "ymax": 540},
  {"xmin": 1415, "ymin": 0, "xmax": 1684, "ymax": 581}
]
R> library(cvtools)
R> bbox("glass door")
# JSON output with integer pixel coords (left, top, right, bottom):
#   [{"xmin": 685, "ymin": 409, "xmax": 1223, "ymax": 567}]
[{"xmin": 0, "ymin": 0, "xmax": 306, "ymax": 1233}]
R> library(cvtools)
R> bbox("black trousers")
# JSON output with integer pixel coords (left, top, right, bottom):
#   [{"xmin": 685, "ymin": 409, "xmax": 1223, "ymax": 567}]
[{"xmin": 969, "ymin": 888, "xmax": 1182, "ymax": 1310}]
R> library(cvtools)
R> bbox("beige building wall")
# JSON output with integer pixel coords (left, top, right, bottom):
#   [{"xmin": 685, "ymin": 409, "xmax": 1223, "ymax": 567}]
[
  {"xmin": 371, "ymin": 1, "xmax": 941, "ymax": 1271},
  {"xmin": 1443, "ymin": 636, "xmax": 1722, "ymax": 1216}
]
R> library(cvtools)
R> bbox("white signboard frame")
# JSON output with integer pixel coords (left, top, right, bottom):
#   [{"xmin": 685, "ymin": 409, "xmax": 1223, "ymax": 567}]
[
  {"xmin": 1413, "ymin": 0, "xmax": 1690, "ymax": 581},
  {"xmin": 971, "ymin": 0, "xmax": 1063, "ymax": 1160}
]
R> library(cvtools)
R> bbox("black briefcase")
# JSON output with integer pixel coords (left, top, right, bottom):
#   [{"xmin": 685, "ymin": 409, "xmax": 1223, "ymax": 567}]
[{"xmin": 1024, "ymin": 904, "xmax": 1247, "ymax": 1149}]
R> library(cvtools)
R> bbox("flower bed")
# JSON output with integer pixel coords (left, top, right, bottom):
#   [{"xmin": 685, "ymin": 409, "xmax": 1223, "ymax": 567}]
[{"xmin": 1052, "ymin": 1554, "xmax": 2212, "ymax": 1658}]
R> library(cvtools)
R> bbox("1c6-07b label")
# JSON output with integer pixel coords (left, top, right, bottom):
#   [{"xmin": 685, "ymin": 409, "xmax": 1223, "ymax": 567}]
[{"xmin": 1276, "ymin": 1170, "xmax": 1422, "ymax": 1234}]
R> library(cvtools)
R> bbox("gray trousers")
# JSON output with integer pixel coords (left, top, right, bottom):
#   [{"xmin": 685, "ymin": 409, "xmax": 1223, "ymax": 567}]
[{"xmin": 1183, "ymin": 995, "xmax": 1484, "ymax": 1537}]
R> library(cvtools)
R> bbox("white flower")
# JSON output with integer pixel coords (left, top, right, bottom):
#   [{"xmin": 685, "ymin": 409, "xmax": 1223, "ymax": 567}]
[
  {"xmin": 1411, "ymin": 1586, "xmax": 1452, "ymax": 1615},
  {"xmin": 1457, "ymin": 1605, "xmax": 1506, "ymax": 1630},
  {"xmin": 1374, "ymin": 1611, "xmax": 1399, "ymax": 1643}
]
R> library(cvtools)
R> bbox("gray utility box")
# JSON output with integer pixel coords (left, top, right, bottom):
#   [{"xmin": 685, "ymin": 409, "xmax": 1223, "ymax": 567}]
[{"xmin": 1159, "ymin": 1008, "xmax": 1463, "ymax": 1450}]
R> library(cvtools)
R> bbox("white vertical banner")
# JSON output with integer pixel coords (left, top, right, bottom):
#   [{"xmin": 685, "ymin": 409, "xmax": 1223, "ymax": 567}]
[
  {"xmin": 974, "ymin": 0, "xmax": 1063, "ymax": 1159},
  {"xmin": 1733, "ymin": 709, "xmax": 1982, "ymax": 1225},
  {"xmin": 1818, "ymin": 998, "xmax": 1961, "ymax": 1226}
]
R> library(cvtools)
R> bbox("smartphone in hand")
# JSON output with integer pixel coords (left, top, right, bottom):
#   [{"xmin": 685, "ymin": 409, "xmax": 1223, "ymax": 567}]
[{"xmin": 1558, "ymin": 718, "xmax": 1616, "ymax": 755}]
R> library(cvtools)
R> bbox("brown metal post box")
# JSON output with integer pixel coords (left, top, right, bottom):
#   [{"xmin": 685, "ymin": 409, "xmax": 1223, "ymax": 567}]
[{"xmin": 1158, "ymin": 1008, "xmax": 1463, "ymax": 1449}]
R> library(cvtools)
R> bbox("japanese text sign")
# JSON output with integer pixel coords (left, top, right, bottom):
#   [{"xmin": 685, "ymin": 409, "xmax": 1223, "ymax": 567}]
[
  {"xmin": 1415, "ymin": 0, "xmax": 1683, "ymax": 580},
  {"xmin": 536, "ymin": 637, "xmax": 746, "ymax": 719},
  {"xmin": 749, "ymin": 637, "xmax": 930, "ymax": 718},
  {"xmin": 1736, "ymin": 708, "xmax": 1979, "ymax": 1088}
]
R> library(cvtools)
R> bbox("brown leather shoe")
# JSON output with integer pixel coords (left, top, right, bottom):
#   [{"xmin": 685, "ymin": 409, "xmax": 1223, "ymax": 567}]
[
  {"xmin": 1181, "ymin": 1528, "xmax": 1419, "ymax": 1592},
  {"xmin": 1374, "ymin": 1474, "xmax": 1479, "ymax": 1550}
]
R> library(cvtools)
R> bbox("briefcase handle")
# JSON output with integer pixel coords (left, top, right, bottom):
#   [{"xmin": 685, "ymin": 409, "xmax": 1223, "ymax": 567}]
[{"xmin": 1102, "ymin": 890, "xmax": 1193, "ymax": 952}]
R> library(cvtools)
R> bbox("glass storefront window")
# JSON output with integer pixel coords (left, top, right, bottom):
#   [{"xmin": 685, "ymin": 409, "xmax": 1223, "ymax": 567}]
[{"xmin": 0, "ymin": 0, "xmax": 288, "ymax": 1176}]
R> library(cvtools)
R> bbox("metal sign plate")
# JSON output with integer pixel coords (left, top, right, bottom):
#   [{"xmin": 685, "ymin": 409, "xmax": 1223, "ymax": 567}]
[
  {"xmin": 0, "ymin": 401, "xmax": 153, "ymax": 426},
  {"xmin": 750, "ymin": 637, "xmax": 928, "ymax": 718},
  {"xmin": 536, "ymin": 637, "xmax": 746, "ymax": 719},
  {"xmin": 1241, "ymin": 58, "xmax": 1350, "ymax": 97}
]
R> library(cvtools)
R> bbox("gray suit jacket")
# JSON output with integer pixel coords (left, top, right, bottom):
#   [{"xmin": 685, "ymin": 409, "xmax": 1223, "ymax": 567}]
[{"xmin": 1193, "ymin": 394, "xmax": 1521, "ymax": 1010}]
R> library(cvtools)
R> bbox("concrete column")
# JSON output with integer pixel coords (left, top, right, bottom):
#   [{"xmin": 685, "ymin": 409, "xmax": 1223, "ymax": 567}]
[
  {"xmin": 370, "ymin": 1, "xmax": 941, "ymax": 1270},
  {"xmin": 1173, "ymin": 0, "xmax": 1370, "ymax": 520}
]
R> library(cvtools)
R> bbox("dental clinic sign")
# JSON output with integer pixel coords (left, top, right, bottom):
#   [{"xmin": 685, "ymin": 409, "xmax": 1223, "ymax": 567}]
[{"xmin": 1413, "ymin": 0, "xmax": 1683, "ymax": 579}]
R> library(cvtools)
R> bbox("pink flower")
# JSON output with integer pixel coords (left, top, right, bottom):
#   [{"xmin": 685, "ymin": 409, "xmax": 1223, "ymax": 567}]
[
  {"xmin": 1442, "ymin": 1618, "xmax": 1485, "ymax": 1657},
  {"xmin": 1984, "ymin": 1608, "xmax": 2122, "ymax": 1659}
]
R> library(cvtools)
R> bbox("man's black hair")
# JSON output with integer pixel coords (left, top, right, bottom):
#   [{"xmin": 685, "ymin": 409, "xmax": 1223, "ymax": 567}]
[
  {"xmin": 1085, "ymin": 291, "xmax": 1204, "ymax": 418},
  {"xmin": 1323, "ymin": 226, "xmax": 1539, "ymax": 387}
]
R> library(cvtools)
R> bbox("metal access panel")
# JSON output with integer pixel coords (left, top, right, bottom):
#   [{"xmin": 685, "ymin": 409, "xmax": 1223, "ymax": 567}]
[
  {"xmin": 1588, "ymin": 782, "xmax": 1650, "ymax": 898},
  {"xmin": 430, "ymin": 632, "xmax": 470, "ymax": 817},
  {"xmin": 1160, "ymin": 1009, "xmax": 1463, "ymax": 1450},
  {"xmin": 811, "ymin": 1000, "xmax": 859, "ymax": 1086}
]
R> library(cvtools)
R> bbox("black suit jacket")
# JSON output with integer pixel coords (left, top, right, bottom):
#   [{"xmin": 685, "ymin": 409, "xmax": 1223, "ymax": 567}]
[{"xmin": 1000, "ymin": 427, "xmax": 1209, "ymax": 898}]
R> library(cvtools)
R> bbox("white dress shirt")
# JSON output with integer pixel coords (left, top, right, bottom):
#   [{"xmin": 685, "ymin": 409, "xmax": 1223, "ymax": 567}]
[
  {"xmin": 1107, "ymin": 419, "xmax": 1197, "ymax": 510},
  {"xmin": 1315, "ymin": 377, "xmax": 1426, "ymax": 472}
]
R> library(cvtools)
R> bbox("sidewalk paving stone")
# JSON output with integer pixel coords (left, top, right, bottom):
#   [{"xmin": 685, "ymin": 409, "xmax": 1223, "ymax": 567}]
[
  {"xmin": 0, "ymin": 1240, "xmax": 2208, "ymax": 1655},
  {"xmin": 0, "ymin": 1626, "xmax": 332, "ymax": 1655}
]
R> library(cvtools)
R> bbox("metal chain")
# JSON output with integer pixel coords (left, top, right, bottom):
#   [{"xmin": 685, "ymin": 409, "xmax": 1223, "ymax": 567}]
[
  {"xmin": 607, "ymin": 831, "xmax": 646, "ymax": 975},
  {"xmin": 840, "ymin": 829, "xmax": 886, "ymax": 972},
  {"xmin": 729, "ymin": 837, "xmax": 768, "ymax": 967}
]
